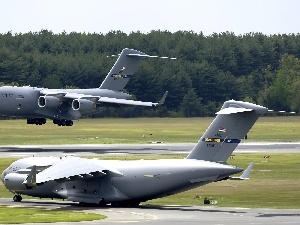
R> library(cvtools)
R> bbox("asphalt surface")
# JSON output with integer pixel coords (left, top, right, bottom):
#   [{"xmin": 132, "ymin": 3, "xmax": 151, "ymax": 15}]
[
  {"xmin": 0, "ymin": 142, "xmax": 300, "ymax": 158},
  {"xmin": 0, "ymin": 198, "xmax": 299, "ymax": 225}
]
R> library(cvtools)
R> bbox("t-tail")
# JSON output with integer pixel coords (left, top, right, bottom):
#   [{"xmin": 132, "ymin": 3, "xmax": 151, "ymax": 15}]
[
  {"xmin": 99, "ymin": 48, "xmax": 176, "ymax": 91},
  {"xmin": 186, "ymin": 100, "xmax": 268, "ymax": 162}
]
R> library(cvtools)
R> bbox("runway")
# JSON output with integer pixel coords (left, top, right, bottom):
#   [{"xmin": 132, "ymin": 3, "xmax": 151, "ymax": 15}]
[
  {"xmin": 0, "ymin": 198, "xmax": 299, "ymax": 225},
  {"xmin": 0, "ymin": 142, "xmax": 300, "ymax": 158}
]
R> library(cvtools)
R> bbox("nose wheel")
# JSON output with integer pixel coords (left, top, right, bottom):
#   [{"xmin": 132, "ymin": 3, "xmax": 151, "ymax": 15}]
[{"xmin": 13, "ymin": 195, "xmax": 22, "ymax": 202}]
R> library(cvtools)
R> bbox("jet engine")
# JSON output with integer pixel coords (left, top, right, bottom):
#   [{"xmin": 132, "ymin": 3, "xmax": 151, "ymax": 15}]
[
  {"xmin": 38, "ymin": 96, "xmax": 61, "ymax": 108},
  {"xmin": 3, "ymin": 173, "xmax": 28, "ymax": 191},
  {"xmin": 72, "ymin": 99, "xmax": 96, "ymax": 111}
]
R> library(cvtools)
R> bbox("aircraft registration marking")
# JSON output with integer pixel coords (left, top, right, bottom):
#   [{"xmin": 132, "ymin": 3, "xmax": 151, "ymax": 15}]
[{"xmin": 202, "ymin": 138, "xmax": 240, "ymax": 143}]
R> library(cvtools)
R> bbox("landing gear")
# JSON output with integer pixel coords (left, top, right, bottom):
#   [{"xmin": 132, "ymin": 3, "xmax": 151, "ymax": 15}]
[
  {"xmin": 111, "ymin": 201, "xmax": 140, "ymax": 207},
  {"xmin": 27, "ymin": 118, "xmax": 46, "ymax": 125},
  {"xmin": 13, "ymin": 195, "xmax": 22, "ymax": 202},
  {"xmin": 53, "ymin": 119, "xmax": 73, "ymax": 126}
]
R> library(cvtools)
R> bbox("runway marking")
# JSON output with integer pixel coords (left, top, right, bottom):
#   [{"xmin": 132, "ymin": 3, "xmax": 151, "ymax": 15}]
[
  {"xmin": 10, "ymin": 153, "xmax": 37, "ymax": 157},
  {"xmin": 6, "ymin": 205, "xmax": 23, "ymax": 208}
]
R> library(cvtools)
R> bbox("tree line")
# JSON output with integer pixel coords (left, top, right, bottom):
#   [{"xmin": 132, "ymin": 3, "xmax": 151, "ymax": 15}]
[{"xmin": 1, "ymin": 30, "xmax": 300, "ymax": 117}]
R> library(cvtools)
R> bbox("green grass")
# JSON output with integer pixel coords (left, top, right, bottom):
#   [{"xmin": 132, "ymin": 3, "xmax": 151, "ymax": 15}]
[
  {"xmin": 1, "ymin": 116, "xmax": 300, "ymax": 145},
  {"xmin": 0, "ymin": 205, "xmax": 106, "ymax": 224},
  {"xmin": 1, "ymin": 154, "xmax": 300, "ymax": 209}
]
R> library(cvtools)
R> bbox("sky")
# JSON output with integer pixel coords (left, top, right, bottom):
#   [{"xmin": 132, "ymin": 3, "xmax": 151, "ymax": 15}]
[{"xmin": 1, "ymin": 0, "xmax": 300, "ymax": 35}]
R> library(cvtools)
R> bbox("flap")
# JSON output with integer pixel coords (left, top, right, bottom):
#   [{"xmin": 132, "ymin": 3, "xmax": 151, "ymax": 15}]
[
  {"xmin": 63, "ymin": 93, "xmax": 100, "ymax": 100},
  {"xmin": 98, "ymin": 97, "xmax": 157, "ymax": 106}
]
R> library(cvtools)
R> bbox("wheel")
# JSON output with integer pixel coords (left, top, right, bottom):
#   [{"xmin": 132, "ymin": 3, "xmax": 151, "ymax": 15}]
[
  {"xmin": 128, "ymin": 201, "xmax": 140, "ymax": 207},
  {"xmin": 66, "ymin": 120, "xmax": 73, "ymax": 126},
  {"xmin": 13, "ymin": 195, "xmax": 22, "ymax": 202}
]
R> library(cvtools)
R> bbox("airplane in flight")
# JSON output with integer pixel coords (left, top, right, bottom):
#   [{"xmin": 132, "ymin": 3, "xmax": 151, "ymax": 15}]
[
  {"xmin": 1, "ymin": 100, "xmax": 267, "ymax": 206},
  {"xmin": 0, "ymin": 48, "xmax": 170, "ymax": 126}
]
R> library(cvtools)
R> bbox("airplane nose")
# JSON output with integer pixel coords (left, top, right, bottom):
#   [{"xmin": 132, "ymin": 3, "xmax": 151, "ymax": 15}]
[{"xmin": 1, "ymin": 170, "xmax": 7, "ymax": 184}]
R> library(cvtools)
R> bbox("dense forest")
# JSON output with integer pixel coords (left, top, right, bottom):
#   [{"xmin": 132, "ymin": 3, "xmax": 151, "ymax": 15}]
[{"xmin": 1, "ymin": 30, "xmax": 300, "ymax": 117}]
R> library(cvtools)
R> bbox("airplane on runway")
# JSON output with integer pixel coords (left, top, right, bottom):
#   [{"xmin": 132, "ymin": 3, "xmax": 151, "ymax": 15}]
[
  {"xmin": 1, "ymin": 100, "xmax": 267, "ymax": 206},
  {"xmin": 0, "ymin": 48, "xmax": 170, "ymax": 126}
]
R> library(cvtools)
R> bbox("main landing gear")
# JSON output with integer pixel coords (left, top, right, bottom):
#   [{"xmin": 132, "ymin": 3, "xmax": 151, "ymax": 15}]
[
  {"xmin": 27, "ymin": 118, "xmax": 46, "ymax": 125},
  {"xmin": 53, "ymin": 119, "xmax": 73, "ymax": 126},
  {"xmin": 13, "ymin": 195, "xmax": 22, "ymax": 202},
  {"xmin": 27, "ymin": 118, "xmax": 73, "ymax": 126}
]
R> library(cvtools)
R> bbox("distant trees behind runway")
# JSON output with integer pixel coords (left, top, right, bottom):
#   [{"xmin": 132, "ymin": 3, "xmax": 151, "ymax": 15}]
[{"xmin": 1, "ymin": 30, "xmax": 300, "ymax": 116}]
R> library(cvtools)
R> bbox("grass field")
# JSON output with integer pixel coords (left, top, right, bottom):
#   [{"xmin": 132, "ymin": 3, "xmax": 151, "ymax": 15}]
[
  {"xmin": 1, "ymin": 153, "xmax": 300, "ymax": 209},
  {"xmin": 1, "ymin": 116, "xmax": 300, "ymax": 145},
  {"xmin": 0, "ymin": 206, "xmax": 106, "ymax": 224}
]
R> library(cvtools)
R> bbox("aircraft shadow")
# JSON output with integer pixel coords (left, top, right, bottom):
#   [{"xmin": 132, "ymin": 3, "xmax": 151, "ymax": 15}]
[{"xmin": 139, "ymin": 204, "xmax": 246, "ymax": 214}]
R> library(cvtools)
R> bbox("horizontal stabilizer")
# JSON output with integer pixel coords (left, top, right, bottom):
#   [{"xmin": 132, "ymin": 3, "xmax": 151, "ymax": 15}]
[
  {"xmin": 126, "ymin": 53, "xmax": 177, "ymax": 60},
  {"xmin": 216, "ymin": 107, "xmax": 253, "ymax": 115}
]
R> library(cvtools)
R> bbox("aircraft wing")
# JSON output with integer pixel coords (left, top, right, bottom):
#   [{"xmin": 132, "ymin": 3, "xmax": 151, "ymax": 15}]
[
  {"xmin": 35, "ymin": 156, "xmax": 123, "ymax": 184},
  {"xmin": 64, "ymin": 94, "xmax": 158, "ymax": 106},
  {"xmin": 41, "ymin": 91, "xmax": 168, "ymax": 107}
]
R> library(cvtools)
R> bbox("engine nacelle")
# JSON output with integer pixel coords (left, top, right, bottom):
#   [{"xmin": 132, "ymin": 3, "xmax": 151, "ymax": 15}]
[
  {"xmin": 3, "ymin": 173, "xmax": 28, "ymax": 191},
  {"xmin": 38, "ymin": 96, "xmax": 61, "ymax": 108},
  {"xmin": 72, "ymin": 99, "xmax": 96, "ymax": 111}
]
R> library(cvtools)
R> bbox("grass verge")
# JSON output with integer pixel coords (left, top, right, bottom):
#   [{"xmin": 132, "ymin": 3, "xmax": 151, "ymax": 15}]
[
  {"xmin": 1, "ymin": 116, "xmax": 300, "ymax": 145},
  {"xmin": 0, "ymin": 205, "xmax": 106, "ymax": 224}
]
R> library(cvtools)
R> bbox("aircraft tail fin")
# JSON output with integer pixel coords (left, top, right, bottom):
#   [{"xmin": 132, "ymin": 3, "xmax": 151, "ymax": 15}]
[
  {"xmin": 186, "ymin": 100, "xmax": 267, "ymax": 162},
  {"xmin": 100, "ymin": 48, "xmax": 146, "ymax": 91},
  {"xmin": 100, "ymin": 48, "xmax": 176, "ymax": 91}
]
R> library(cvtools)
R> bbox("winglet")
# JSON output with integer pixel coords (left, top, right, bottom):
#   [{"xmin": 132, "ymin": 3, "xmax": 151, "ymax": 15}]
[
  {"xmin": 23, "ymin": 165, "xmax": 37, "ymax": 187},
  {"xmin": 156, "ymin": 91, "xmax": 168, "ymax": 106},
  {"xmin": 229, "ymin": 162, "xmax": 254, "ymax": 180}
]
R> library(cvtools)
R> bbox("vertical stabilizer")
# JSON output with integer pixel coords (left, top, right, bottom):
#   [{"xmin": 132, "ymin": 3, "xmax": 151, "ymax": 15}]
[
  {"xmin": 99, "ymin": 48, "xmax": 148, "ymax": 91},
  {"xmin": 186, "ymin": 100, "xmax": 267, "ymax": 162}
]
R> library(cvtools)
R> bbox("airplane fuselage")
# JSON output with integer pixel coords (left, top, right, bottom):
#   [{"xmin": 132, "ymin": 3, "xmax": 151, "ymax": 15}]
[
  {"xmin": 2, "ymin": 157, "xmax": 241, "ymax": 205},
  {"xmin": 0, "ymin": 86, "xmax": 131, "ymax": 120}
]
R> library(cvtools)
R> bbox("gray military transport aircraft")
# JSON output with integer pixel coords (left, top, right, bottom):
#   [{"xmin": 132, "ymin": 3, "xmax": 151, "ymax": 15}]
[
  {"xmin": 1, "ymin": 100, "xmax": 267, "ymax": 206},
  {"xmin": 0, "ymin": 48, "xmax": 169, "ymax": 126}
]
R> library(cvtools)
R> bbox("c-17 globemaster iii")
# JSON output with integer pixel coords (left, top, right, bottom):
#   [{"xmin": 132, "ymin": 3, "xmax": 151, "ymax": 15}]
[
  {"xmin": 0, "ymin": 48, "xmax": 170, "ymax": 126},
  {"xmin": 1, "ymin": 100, "xmax": 267, "ymax": 206}
]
